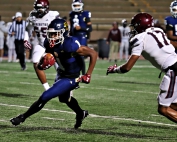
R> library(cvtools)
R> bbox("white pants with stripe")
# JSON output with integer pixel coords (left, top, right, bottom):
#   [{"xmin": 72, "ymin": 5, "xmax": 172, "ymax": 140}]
[
  {"xmin": 158, "ymin": 70, "xmax": 177, "ymax": 106},
  {"xmin": 32, "ymin": 44, "xmax": 45, "ymax": 63}
]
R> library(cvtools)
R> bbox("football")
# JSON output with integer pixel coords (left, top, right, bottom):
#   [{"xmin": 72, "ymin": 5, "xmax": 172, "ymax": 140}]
[{"xmin": 38, "ymin": 53, "xmax": 55, "ymax": 70}]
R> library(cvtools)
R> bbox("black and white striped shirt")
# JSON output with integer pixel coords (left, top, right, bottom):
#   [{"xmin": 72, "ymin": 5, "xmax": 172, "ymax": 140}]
[{"xmin": 9, "ymin": 20, "xmax": 27, "ymax": 40}]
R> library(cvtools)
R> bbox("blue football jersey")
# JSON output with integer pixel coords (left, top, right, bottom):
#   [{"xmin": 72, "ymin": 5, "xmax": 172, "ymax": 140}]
[
  {"xmin": 69, "ymin": 10, "xmax": 91, "ymax": 35},
  {"xmin": 44, "ymin": 36, "xmax": 83, "ymax": 78},
  {"xmin": 165, "ymin": 16, "xmax": 177, "ymax": 36}
]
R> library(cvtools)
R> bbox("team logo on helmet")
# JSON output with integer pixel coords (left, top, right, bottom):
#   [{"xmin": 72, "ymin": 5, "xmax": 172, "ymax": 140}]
[{"xmin": 64, "ymin": 22, "xmax": 68, "ymax": 31}]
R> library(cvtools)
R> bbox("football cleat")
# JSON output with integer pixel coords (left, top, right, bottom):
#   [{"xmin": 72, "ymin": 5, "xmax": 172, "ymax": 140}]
[
  {"xmin": 74, "ymin": 110, "xmax": 88, "ymax": 129},
  {"xmin": 10, "ymin": 114, "xmax": 25, "ymax": 126}
]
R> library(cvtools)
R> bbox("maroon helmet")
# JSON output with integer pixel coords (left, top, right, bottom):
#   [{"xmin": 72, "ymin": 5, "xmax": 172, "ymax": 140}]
[
  {"xmin": 33, "ymin": 0, "xmax": 49, "ymax": 18},
  {"xmin": 130, "ymin": 13, "xmax": 154, "ymax": 35}
]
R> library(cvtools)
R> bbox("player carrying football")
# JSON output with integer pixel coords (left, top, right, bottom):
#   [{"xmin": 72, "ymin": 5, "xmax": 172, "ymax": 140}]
[{"xmin": 10, "ymin": 18, "xmax": 98, "ymax": 129}]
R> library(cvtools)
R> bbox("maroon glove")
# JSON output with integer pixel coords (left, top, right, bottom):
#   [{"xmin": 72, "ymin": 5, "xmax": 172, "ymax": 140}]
[
  {"xmin": 106, "ymin": 64, "xmax": 117, "ymax": 75},
  {"xmin": 24, "ymin": 40, "xmax": 32, "ymax": 49},
  {"xmin": 79, "ymin": 74, "xmax": 91, "ymax": 84}
]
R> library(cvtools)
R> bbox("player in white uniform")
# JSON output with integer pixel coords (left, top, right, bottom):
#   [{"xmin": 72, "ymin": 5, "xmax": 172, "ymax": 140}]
[
  {"xmin": 118, "ymin": 19, "xmax": 131, "ymax": 61},
  {"xmin": 6, "ymin": 16, "xmax": 17, "ymax": 62},
  {"xmin": 0, "ymin": 16, "xmax": 6, "ymax": 62},
  {"xmin": 24, "ymin": 0, "xmax": 59, "ymax": 90},
  {"xmin": 107, "ymin": 12, "xmax": 177, "ymax": 123}
]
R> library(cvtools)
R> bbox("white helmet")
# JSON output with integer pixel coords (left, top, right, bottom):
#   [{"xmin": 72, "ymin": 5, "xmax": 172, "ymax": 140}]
[
  {"xmin": 170, "ymin": 0, "xmax": 177, "ymax": 18},
  {"xmin": 71, "ymin": 0, "xmax": 84, "ymax": 12}
]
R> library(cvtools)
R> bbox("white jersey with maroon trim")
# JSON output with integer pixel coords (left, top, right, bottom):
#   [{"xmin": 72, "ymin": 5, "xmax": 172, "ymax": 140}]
[
  {"xmin": 118, "ymin": 26, "xmax": 130, "ymax": 41},
  {"xmin": 31, "ymin": 11, "xmax": 59, "ymax": 45},
  {"xmin": 130, "ymin": 27, "xmax": 177, "ymax": 71},
  {"xmin": 27, "ymin": 10, "xmax": 59, "ymax": 63}
]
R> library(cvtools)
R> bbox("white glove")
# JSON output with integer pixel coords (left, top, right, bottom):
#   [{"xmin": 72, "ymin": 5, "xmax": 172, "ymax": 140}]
[{"xmin": 73, "ymin": 23, "xmax": 79, "ymax": 27}]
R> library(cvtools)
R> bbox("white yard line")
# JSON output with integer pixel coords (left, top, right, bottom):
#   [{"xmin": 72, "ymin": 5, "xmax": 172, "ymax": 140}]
[
  {"xmin": 0, "ymin": 80, "xmax": 158, "ymax": 94},
  {"xmin": 151, "ymin": 114, "xmax": 163, "ymax": 117},
  {"xmin": 0, "ymin": 70, "xmax": 55, "ymax": 76},
  {"xmin": 42, "ymin": 117, "xmax": 65, "ymax": 121},
  {"xmin": 0, "ymin": 119, "xmax": 8, "ymax": 122},
  {"xmin": 0, "ymin": 63, "xmax": 154, "ymax": 68},
  {"xmin": 0, "ymin": 103, "xmax": 176, "ymax": 127}
]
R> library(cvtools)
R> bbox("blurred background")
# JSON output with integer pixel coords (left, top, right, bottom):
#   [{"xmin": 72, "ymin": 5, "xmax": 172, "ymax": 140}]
[{"xmin": 0, "ymin": 0, "xmax": 172, "ymax": 60}]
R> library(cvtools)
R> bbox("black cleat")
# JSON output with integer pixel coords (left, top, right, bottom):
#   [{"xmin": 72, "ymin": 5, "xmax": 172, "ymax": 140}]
[
  {"xmin": 10, "ymin": 114, "xmax": 25, "ymax": 126},
  {"xmin": 74, "ymin": 110, "xmax": 89, "ymax": 129}
]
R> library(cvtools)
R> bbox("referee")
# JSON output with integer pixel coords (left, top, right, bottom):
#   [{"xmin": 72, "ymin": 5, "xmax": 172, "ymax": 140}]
[{"xmin": 9, "ymin": 12, "xmax": 27, "ymax": 70}]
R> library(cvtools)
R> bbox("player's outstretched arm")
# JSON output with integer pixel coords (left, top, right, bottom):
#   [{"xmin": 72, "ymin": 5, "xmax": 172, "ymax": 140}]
[
  {"xmin": 76, "ymin": 46, "xmax": 98, "ymax": 83},
  {"xmin": 107, "ymin": 55, "xmax": 139, "ymax": 75}
]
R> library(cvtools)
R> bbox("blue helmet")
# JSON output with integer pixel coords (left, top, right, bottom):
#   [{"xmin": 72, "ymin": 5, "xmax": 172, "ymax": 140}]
[
  {"xmin": 71, "ymin": 0, "xmax": 84, "ymax": 12},
  {"xmin": 46, "ymin": 18, "xmax": 69, "ymax": 47},
  {"xmin": 170, "ymin": 0, "xmax": 177, "ymax": 18}
]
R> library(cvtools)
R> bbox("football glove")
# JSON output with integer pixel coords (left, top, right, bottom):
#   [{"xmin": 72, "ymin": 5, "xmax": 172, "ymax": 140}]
[
  {"xmin": 24, "ymin": 40, "xmax": 32, "ymax": 49},
  {"xmin": 106, "ymin": 64, "xmax": 117, "ymax": 75},
  {"xmin": 37, "ymin": 53, "xmax": 55, "ymax": 70},
  {"xmin": 79, "ymin": 74, "xmax": 91, "ymax": 84}
]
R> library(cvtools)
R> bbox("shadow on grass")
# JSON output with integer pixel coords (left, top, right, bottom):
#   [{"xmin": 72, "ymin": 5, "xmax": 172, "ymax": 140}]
[
  {"xmin": 1, "ymin": 124, "xmax": 177, "ymax": 140},
  {"xmin": 0, "ymin": 92, "xmax": 28, "ymax": 98},
  {"xmin": 119, "ymin": 122, "xmax": 177, "ymax": 130},
  {"xmin": 115, "ymin": 81, "xmax": 159, "ymax": 86}
]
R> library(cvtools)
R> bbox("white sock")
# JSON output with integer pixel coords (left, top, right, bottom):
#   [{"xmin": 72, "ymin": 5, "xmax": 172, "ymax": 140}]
[
  {"xmin": 43, "ymin": 83, "xmax": 50, "ymax": 90},
  {"xmin": 70, "ymin": 91, "xmax": 73, "ymax": 96},
  {"xmin": 8, "ymin": 49, "xmax": 12, "ymax": 62}
]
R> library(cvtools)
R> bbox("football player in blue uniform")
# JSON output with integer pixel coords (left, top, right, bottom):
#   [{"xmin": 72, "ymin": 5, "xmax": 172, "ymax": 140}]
[
  {"xmin": 69, "ymin": 0, "xmax": 92, "ymax": 75},
  {"xmin": 165, "ymin": 1, "xmax": 177, "ymax": 46},
  {"xmin": 10, "ymin": 18, "xmax": 97, "ymax": 129}
]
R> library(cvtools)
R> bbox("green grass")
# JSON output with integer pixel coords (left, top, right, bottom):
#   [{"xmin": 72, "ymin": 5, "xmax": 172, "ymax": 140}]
[{"xmin": 0, "ymin": 59, "xmax": 177, "ymax": 142}]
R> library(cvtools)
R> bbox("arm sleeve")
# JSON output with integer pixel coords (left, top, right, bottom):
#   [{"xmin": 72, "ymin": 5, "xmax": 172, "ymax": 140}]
[
  {"xmin": 54, "ymin": 11, "xmax": 60, "ymax": 18},
  {"xmin": 24, "ymin": 31, "xmax": 29, "ymax": 41},
  {"xmin": 166, "ymin": 24, "xmax": 173, "ymax": 31},
  {"xmin": 80, "ymin": 24, "xmax": 92, "ymax": 32},
  {"xmin": 80, "ymin": 11, "xmax": 92, "ymax": 32},
  {"xmin": 164, "ymin": 19, "xmax": 173, "ymax": 31},
  {"xmin": 8, "ymin": 22, "xmax": 15, "ymax": 35},
  {"xmin": 130, "ymin": 37, "xmax": 143, "ymax": 56},
  {"xmin": 0, "ymin": 24, "xmax": 9, "ymax": 33}
]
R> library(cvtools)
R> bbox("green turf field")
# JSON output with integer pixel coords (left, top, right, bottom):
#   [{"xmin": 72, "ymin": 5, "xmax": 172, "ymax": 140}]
[{"xmin": 0, "ymin": 59, "xmax": 177, "ymax": 142}]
